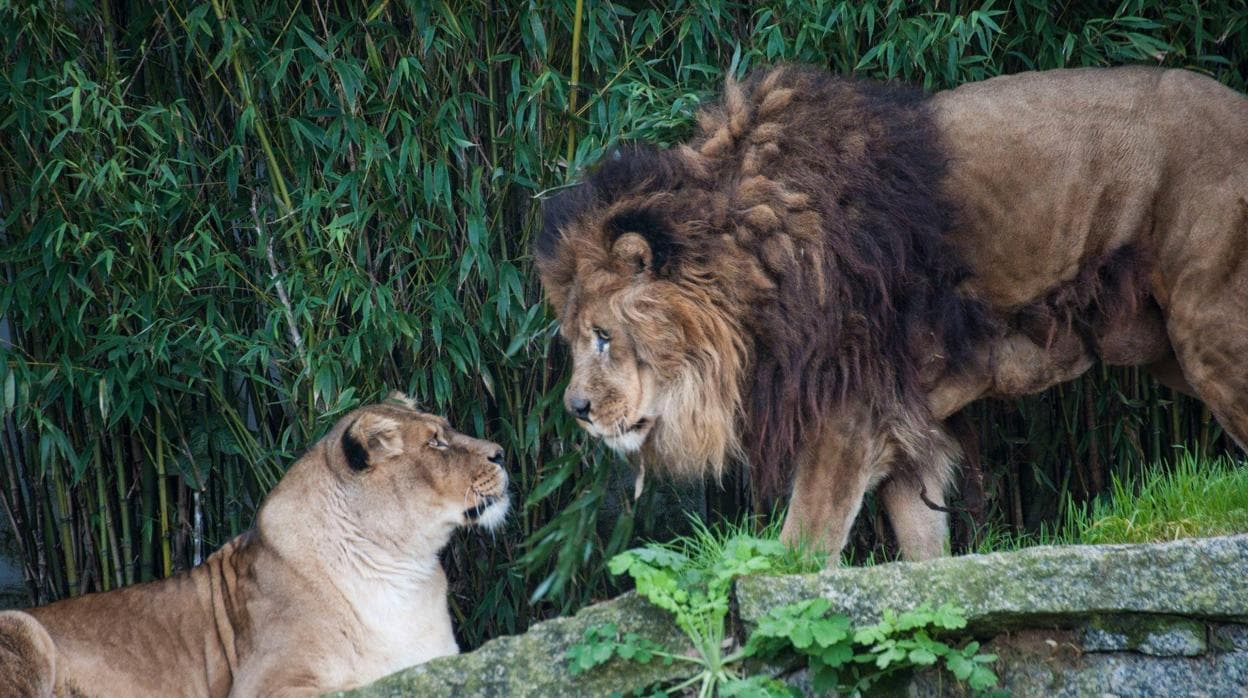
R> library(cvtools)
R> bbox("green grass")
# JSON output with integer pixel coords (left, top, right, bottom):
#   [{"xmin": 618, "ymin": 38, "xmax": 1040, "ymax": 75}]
[
  {"xmin": 971, "ymin": 453, "xmax": 1248, "ymax": 552},
  {"xmin": 660, "ymin": 515, "xmax": 828, "ymax": 577},
  {"xmin": 1065, "ymin": 453, "xmax": 1248, "ymax": 545},
  {"xmin": 669, "ymin": 454, "xmax": 1248, "ymax": 566}
]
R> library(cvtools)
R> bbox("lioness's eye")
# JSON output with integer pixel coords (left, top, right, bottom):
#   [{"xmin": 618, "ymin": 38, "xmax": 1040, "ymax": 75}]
[
  {"xmin": 427, "ymin": 436, "xmax": 448, "ymax": 450},
  {"xmin": 592, "ymin": 327, "xmax": 610, "ymax": 353}
]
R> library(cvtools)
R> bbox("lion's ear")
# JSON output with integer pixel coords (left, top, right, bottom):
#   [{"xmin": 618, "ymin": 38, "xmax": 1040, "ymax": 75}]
[
  {"xmin": 342, "ymin": 413, "xmax": 404, "ymax": 471},
  {"xmin": 384, "ymin": 391, "xmax": 420, "ymax": 411},
  {"xmin": 611, "ymin": 233, "xmax": 654, "ymax": 275},
  {"xmin": 606, "ymin": 207, "xmax": 677, "ymax": 277}
]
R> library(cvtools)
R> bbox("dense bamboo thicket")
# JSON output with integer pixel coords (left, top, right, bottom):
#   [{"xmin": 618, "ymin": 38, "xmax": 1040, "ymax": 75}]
[{"xmin": 1, "ymin": 1, "xmax": 1244, "ymax": 648}]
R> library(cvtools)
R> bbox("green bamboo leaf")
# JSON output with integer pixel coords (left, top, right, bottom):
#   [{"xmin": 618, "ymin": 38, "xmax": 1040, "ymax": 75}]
[{"xmin": 296, "ymin": 28, "xmax": 332, "ymax": 61}]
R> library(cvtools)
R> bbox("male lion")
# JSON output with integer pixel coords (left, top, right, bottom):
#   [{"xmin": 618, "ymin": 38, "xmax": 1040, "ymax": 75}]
[
  {"xmin": 0, "ymin": 397, "xmax": 509, "ymax": 697},
  {"xmin": 535, "ymin": 65, "xmax": 1247, "ymax": 562}
]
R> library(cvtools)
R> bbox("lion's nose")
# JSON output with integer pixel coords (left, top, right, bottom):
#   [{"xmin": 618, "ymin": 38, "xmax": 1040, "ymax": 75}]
[
  {"xmin": 489, "ymin": 449, "xmax": 504, "ymax": 465},
  {"xmin": 567, "ymin": 395, "xmax": 592, "ymax": 421}
]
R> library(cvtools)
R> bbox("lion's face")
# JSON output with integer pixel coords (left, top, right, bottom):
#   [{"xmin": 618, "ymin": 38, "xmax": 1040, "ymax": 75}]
[
  {"xmin": 332, "ymin": 399, "xmax": 510, "ymax": 546},
  {"xmin": 541, "ymin": 207, "xmax": 749, "ymax": 479},
  {"xmin": 562, "ymin": 293, "xmax": 661, "ymax": 454}
]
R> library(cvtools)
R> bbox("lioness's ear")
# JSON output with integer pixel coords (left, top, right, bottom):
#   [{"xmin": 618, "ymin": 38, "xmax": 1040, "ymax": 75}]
[
  {"xmin": 611, "ymin": 233, "xmax": 653, "ymax": 275},
  {"xmin": 342, "ymin": 413, "xmax": 404, "ymax": 472}
]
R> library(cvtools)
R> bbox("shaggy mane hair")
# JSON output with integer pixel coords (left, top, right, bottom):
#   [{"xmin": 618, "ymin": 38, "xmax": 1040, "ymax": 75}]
[{"xmin": 536, "ymin": 65, "xmax": 991, "ymax": 496}]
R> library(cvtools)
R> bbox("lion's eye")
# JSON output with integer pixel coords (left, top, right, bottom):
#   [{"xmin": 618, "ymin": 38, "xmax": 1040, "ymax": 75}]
[
  {"xmin": 427, "ymin": 437, "xmax": 449, "ymax": 450},
  {"xmin": 592, "ymin": 327, "xmax": 610, "ymax": 353}
]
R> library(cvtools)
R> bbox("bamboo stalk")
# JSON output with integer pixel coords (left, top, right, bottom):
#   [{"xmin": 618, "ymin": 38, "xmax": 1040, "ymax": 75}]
[
  {"xmin": 106, "ymin": 504, "xmax": 123, "ymax": 589},
  {"xmin": 1148, "ymin": 373, "xmax": 1162, "ymax": 466},
  {"xmin": 47, "ymin": 451, "xmax": 78, "ymax": 597},
  {"xmin": 154, "ymin": 411, "xmax": 173, "ymax": 578},
  {"xmin": 113, "ymin": 434, "xmax": 134, "ymax": 585},
  {"xmin": 1085, "ymin": 377, "xmax": 1103, "ymax": 494},
  {"xmin": 92, "ymin": 439, "xmax": 112, "ymax": 592},
  {"xmin": 39, "ymin": 485, "xmax": 58, "ymax": 602},
  {"xmin": 1198, "ymin": 405, "xmax": 1213, "ymax": 459},
  {"xmin": 1170, "ymin": 393, "xmax": 1182, "ymax": 457},
  {"xmin": 0, "ymin": 429, "xmax": 37, "ymax": 603},
  {"xmin": 136, "ymin": 432, "xmax": 155, "ymax": 582}
]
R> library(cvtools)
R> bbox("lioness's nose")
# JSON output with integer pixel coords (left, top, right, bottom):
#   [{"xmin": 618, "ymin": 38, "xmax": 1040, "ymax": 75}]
[
  {"xmin": 489, "ymin": 449, "xmax": 504, "ymax": 465},
  {"xmin": 567, "ymin": 395, "xmax": 591, "ymax": 421}
]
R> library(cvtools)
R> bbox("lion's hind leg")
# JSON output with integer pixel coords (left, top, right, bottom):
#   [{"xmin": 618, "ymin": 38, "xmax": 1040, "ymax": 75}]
[
  {"xmin": 1162, "ymin": 211, "xmax": 1248, "ymax": 452},
  {"xmin": 879, "ymin": 467, "xmax": 953, "ymax": 561},
  {"xmin": 879, "ymin": 417, "xmax": 960, "ymax": 561},
  {"xmin": 0, "ymin": 610, "xmax": 58, "ymax": 697},
  {"xmin": 1167, "ymin": 323, "xmax": 1248, "ymax": 453}
]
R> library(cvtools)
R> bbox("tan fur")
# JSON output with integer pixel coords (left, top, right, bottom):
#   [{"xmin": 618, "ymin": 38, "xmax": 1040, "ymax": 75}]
[
  {"xmin": 0, "ymin": 398, "xmax": 509, "ymax": 697},
  {"xmin": 927, "ymin": 68, "xmax": 1248, "ymax": 428},
  {"xmin": 540, "ymin": 65, "xmax": 1248, "ymax": 565}
]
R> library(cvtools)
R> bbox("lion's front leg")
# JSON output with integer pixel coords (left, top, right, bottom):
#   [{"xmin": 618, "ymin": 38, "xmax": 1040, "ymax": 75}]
[{"xmin": 779, "ymin": 415, "xmax": 892, "ymax": 563}]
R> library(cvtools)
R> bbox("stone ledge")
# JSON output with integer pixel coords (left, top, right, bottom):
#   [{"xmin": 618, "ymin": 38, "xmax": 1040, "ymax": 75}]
[
  {"xmin": 735, "ymin": 534, "xmax": 1248, "ymax": 633},
  {"xmin": 339, "ymin": 535, "xmax": 1248, "ymax": 696},
  {"xmin": 332, "ymin": 592, "xmax": 688, "ymax": 698},
  {"xmin": 910, "ymin": 628, "xmax": 1248, "ymax": 698}
]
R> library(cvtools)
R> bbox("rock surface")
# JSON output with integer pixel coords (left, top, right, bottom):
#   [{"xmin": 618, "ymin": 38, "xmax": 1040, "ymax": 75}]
[
  {"xmin": 908, "ymin": 628, "xmax": 1248, "ymax": 698},
  {"xmin": 1079, "ymin": 615, "xmax": 1207, "ymax": 656},
  {"xmin": 331, "ymin": 592, "xmax": 689, "ymax": 698},
  {"xmin": 735, "ymin": 534, "xmax": 1248, "ymax": 632},
  {"xmin": 340, "ymin": 535, "xmax": 1248, "ymax": 696}
]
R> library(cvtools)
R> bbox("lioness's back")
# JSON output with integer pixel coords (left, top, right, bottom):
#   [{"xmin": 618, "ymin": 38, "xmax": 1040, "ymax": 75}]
[{"xmin": 3, "ymin": 543, "xmax": 242, "ymax": 697}]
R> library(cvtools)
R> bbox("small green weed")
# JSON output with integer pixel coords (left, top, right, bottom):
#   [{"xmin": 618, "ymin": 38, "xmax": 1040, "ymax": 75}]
[
  {"xmin": 747, "ymin": 599, "xmax": 998, "ymax": 695},
  {"xmin": 567, "ymin": 524, "xmax": 998, "ymax": 697}
]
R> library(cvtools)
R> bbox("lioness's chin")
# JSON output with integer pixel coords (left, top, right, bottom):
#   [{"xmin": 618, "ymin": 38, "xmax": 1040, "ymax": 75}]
[{"xmin": 464, "ymin": 495, "xmax": 510, "ymax": 531}]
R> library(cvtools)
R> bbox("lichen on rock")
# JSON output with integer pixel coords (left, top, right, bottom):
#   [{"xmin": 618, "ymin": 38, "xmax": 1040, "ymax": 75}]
[
  {"xmin": 331, "ymin": 592, "xmax": 689, "ymax": 698},
  {"xmin": 735, "ymin": 534, "xmax": 1248, "ymax": 632}
]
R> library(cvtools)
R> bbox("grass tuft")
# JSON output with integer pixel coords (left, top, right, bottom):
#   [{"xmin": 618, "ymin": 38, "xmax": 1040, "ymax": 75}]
[{"xmin": 1068, "ymin": 453, "xmax": 1248, "ymax": 545}]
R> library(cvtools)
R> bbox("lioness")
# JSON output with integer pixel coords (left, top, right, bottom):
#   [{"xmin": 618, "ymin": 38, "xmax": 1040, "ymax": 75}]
[
  {"xmin": 0, "ymin": 397, "xmax": 509, "ymax": 697},
  {"xmin": 535, "ymin": 65, "xmax": 1246, "ymax": 562}
]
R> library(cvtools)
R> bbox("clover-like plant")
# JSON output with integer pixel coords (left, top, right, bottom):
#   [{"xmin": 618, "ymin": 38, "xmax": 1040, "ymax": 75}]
[{"xmin": 566, "ymin": 529, "xmax": 999, "ymax": 697}]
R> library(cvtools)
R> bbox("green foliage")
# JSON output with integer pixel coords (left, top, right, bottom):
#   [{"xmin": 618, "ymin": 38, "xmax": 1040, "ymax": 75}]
[
  {"xmin": 2, "ymin": 0, "xmax": 1246, "ymax": 649},
  {"xmin": 748, "ymin": 601, "xmax": 1000, "ymax": 696},
  {"xmin": 567, "ymin": 622, "xmax": 674, "ymax": 676},
  {"xmin": 969, "ymin": 452, "xmax": 1248, "ymax": 553},
  {"xmin": 570, "ymin": 532, "xmax": 998, "ymax": 696},
  {"xmin": 1068, "ymin": 452, "xmax": 1248, "ymax": 544}
]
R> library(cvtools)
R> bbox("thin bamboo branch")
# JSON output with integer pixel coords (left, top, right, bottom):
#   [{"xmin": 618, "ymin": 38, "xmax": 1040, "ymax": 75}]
[{"xmin": 564, "ymin": 0, "xmax": 585, "ymax": 165}]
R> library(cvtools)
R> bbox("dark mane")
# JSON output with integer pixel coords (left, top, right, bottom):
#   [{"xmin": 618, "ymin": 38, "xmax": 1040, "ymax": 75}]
[
  {"xmin": 536, "ymin": 143, "xmax": 684, "ymax": 271},
  {"xmin": 706, "ymin": 67, "xmax": 992, "ymax": 495},
  {"xmin": 535, "ymin": 66, "xmax": 993, "ymax": 497}
]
